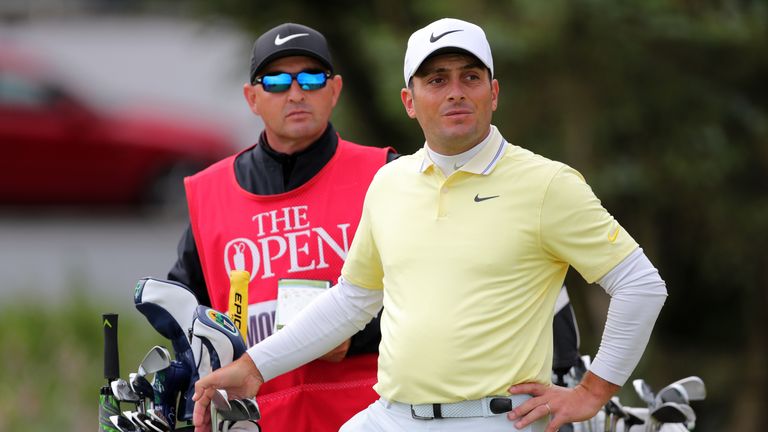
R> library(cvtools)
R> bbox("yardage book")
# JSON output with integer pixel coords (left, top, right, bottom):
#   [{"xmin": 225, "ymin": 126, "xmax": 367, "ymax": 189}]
[{"xmin": 274, "ymin": 279, "xmax": 330, "ymax": 332}]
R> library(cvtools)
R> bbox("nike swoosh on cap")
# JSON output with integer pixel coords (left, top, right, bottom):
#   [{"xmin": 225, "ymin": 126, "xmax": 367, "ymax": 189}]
[
  {"xmin": 275, "ymin": 33, "xmax": 309, "ymax": 45},
  {"xmin": 430, "ymin": 29, "xmax": 463, "ymax": 43}
]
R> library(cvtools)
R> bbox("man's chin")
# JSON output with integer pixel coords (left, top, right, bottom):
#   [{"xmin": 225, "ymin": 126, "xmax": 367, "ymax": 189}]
[{"xmin": 284, "ymin": 123, "xmax": 323, "ymax": 139}]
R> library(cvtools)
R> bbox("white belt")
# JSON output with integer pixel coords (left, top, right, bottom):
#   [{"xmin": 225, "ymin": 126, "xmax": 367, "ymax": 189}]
[{"xmin": 385, "ymin": 394, "xmax": 532, "ymax": 420}]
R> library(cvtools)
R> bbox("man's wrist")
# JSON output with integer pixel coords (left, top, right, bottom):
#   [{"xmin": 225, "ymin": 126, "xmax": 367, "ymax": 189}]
[
  {"xmin": 577, "ymin": 371, "xmax": 621, "ymax": 405},
  {"xmin": 240, "ymin": 352, "xmax": 265, "ymax": 385}
]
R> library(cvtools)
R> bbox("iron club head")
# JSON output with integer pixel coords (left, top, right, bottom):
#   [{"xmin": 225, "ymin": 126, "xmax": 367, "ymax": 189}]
[
  {"xmin": 632, "ymin": 378, "xmax": 655, "ymax": 406},
  {"xmin": 110, "ymin": 414, "xmax": 138, "ymax": 432},
  {"xmin": 112, "ymin": 378, "xmax": 140, "ymax": 402},
  {"xmin": 138, "ymin": 346, "xmax": 172, "ymax": 377},
  {"xmin": 650, "ymin": 401, "xmax": 694, "ymax": 424},
  {"xmin": 668, "ymin": 376, "xmax": 706, "ymax": 401},
  {"xmin": 211, "ymin": 389, "xmax": 231, "ymax": 412}
]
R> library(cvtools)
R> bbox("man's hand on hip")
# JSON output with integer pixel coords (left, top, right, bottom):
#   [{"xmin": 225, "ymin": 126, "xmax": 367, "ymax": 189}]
[
  {"xmin": 192, "ymin": 354, "xmax": 265, "ymax": 432},
  {"xmin": 507, "ymin": 371, "xmax": 620, "ymax": 432}
]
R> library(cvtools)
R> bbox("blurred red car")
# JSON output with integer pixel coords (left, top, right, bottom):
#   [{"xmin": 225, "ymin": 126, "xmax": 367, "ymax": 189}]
[{"xmin": 0, "ymin": 45, "xmax": 236, "ymax": 209}]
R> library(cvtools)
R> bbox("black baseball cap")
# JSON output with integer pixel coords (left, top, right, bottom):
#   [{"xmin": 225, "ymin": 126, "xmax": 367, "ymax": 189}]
[{"xmin": 249, "ymin": 23, "xmax": 334, "ymax": 84}]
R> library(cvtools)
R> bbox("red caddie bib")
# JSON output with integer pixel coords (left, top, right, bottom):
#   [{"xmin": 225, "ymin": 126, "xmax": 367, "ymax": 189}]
[{"xmin": 185, "ymin": 138, "xmax": 389, "ymax": 431}]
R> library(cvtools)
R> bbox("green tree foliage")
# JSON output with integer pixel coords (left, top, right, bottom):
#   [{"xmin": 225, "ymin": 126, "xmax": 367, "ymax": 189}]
[{"xmin": 188, "ymin": 1, "xmax": 766, "ymax": 429}]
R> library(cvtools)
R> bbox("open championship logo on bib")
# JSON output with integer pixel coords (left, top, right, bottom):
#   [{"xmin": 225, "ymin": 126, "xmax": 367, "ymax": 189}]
[
  {"xmin": 224, "ymin": 238, "xmax": 259, "ymax": 282},
  {"xmin": 221, "ymin": 206, "xmax": 354, "ymax": 285}
]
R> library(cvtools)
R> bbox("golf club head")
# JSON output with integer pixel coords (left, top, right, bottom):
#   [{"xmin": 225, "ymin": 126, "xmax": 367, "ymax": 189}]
[
  {"xmin": 241, "ymin": 398, "xmax": 261, "ymax": 420},
  {"xmin": 229, "ymin": 399, "xmax": 254, "ymax": 421},
  {"xmin": 138, "ymin": 346, "xmax": 172, "ymax": 377},
  {"xmin": 656, "ymin": 383, "xmax": 689, "ymax": 405},
  {"xmin": 148, "ymin": 409, "xmax": 171, "ymax": 431},
  {"xmin": 669, "ymin": 376, "xmax": 706, "ymax": 401},
  {"xmin": 112, "ymin": 378, "xmax": 140, "ymax": 402},
  {"xmin": 675, "ymin": 403, "xmax": 697, "ymax": 427},
  {"xmin": 129, "ymin": 373, "xmax": 156, "ymax": 401},
  {"xmin": 110, "ymin": 414, "xmax": 139, "ymax": 432},
  {"xmin": 605, "ymin": 396, "xmax": 629, "ymax": 419},
  {"xmin": 123, "ymin": 411, "xmax": 150, "ymax": 431},
  {"xmin": 622, "ymin": 406, "xmax": 647, "ymax": 428},
  {"xmin": 134, "ymin": 412, "xmax": 158, "ymax": 432},
  {"xmin": 632, "ymin": 378, "xmax": 655, "ymax": 406},
  {"xmin": 136, "ymin": 411, "xmax": 170, "ymax": 432},
  {"xmin": 211, "ymin": 389, "xmax": 232, "ymax": 412},
  {"xmin": 650, "ymin": 402, "xmax": 690, "ymax": 424},
  {"xmin": 213, "ymin": 397, "xmax": 260, "ymax": 423}
]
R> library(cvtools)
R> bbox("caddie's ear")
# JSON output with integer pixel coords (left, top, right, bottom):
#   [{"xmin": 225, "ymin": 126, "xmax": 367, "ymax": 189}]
[
  {"xmin": 243, "ymin": 83, "xmax": 261, "ymax": 116},
  {"xmin": 401, "ymin": 87, "xmax": 417, "ymax": 119},
  {"xmin": 328, "ymin": 74, "xmax": 343, "ymax": 108}
]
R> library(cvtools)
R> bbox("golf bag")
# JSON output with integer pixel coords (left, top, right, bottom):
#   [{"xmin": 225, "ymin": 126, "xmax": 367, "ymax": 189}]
[
  {"xmin": 134, "ymin": 277, "xmax": 256, "ymax": 431},
  {"xmin": 134, "ymin": 277, "xmax": 201, "ymax": 424}
]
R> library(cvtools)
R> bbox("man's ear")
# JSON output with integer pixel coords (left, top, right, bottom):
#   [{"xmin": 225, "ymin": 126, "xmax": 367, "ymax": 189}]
[
  {"xmin": 243, "ymin": 83, "xmax": 260, "ymax": 116},
  {"xmin": 329, "ymin": 74, "xmax": 343, "ymax": 108},
  {"xmin": 401, "ymin": 87, "xmax": 417, "ymax": 119},
  {"xmin": 491, "ymin": 79, "xmax": 499, "ymax": 112}
]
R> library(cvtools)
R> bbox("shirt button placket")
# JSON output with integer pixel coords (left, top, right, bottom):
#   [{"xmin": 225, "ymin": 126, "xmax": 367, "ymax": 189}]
[{"xmin": 438, "ymin": 183, "xmax": 449, "ymax": 218}]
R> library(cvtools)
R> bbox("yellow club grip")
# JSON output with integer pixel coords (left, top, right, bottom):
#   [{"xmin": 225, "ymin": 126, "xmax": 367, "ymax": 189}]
[{"xmin": 228, "ymin": 270, "xmax": 249, "ymax": 344}]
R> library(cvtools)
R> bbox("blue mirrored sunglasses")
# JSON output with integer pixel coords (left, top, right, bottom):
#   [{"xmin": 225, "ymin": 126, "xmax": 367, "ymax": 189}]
[{"xmin": 253, "ymin": 70, "xmax": 331, "ymax": 93}]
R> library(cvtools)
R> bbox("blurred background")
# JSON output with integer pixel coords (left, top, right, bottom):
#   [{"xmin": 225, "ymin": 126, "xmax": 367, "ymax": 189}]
[{"xmin": 0, "ymin": 0, "xmax": 765, "ymax": 431}]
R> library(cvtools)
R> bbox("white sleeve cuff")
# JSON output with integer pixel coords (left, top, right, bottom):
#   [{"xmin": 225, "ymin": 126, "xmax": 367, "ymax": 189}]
[
  {"xmin": 589, "ymin": 248, "xmax": 667, "ymax": 385},
  {"xmin": 247, "ymin": 278, "xmax": 383, "ymax": 381}
]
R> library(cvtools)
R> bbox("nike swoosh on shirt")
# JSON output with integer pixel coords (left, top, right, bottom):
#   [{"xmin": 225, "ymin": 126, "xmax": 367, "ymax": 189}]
[
  {"xmin": 275, "ymin": 33, "xmax": 309, "ymax": 45},
  {"xmin": 430, "ymin": 29, "xmax": 463, "ymax": 43},
  {"xmin": 608, "ymin": 227, "xmax": 620, "ymax": 243},
  {"xmin": 474, "ymin": 194, "xmax": 499, "ymax": 202}
]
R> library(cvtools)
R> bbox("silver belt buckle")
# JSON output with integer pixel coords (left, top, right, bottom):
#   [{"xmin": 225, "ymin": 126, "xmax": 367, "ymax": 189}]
[
  {"xmin": 410, "ymin": 408, "xmax": 429, "ymax": 420},
  {"xmin": 410, "ymin": 405, "xmax": 431, "ymax": 420}
]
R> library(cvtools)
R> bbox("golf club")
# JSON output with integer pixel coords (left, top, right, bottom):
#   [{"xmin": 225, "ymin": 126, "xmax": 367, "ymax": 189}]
[
  {"xmin": 657, "ymin": 376, "xmax": 706, "ymax": 405},
  {"xmin": 136, "ymin": 411, "xmax": 170, "ymax": 432},
  {"xmin": 650, "ymin": 402, "xmax": 687, "ymax": 422},
  {"xmin": 100, "ymin": 313, "xmax": 122, "ymax": 432},
  {"xmin": 112, "ymin": 378, "xmax": 140, "ymax": 403},
  {"xmin": 110, "ymin": 414, "xmax": 138, "ymax": 432},
  {"xmin": 604, "ymin": 397, "xmax": 629, "ymax": 432},
  {"xmin": 632, "ymin": 379, "xmax": 656, "ymax": 408},
  {"xmin": 124, "ymin": 410, "xmax": 151, "ymax": 431},
  {"xmin": 655, "ymin": 384, "xmax": 688, "ymax": 406},
  {"xmin": 148, "ymin": 409, "xmax": 172, "ymax": 431},
  {"xmin": 129, "ymin": 372, "xmax": 155, "ymax": 414},
  {"xmin": 138, "ymin": 346, "xmax": 172, "ymax": 377}
]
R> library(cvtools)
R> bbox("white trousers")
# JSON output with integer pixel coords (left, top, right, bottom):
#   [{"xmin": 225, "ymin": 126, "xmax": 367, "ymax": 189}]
[{"xmin": 340, "ymin": 398, "xmax": 549, "ymax": 432}]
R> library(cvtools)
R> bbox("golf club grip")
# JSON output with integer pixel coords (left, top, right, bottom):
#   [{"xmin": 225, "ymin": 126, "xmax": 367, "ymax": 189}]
[
  {"xmin": 103, "ymin": 313, "xmax": 120, "ymax": 381},
  {"xmin": 228, "ymin": 270, "xmax": 249, "ymax": 344}
]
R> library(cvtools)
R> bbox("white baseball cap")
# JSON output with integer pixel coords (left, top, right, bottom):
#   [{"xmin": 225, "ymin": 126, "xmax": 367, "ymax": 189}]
[{"xmin": 403, "ymin": 18, "xmax": 494, "ymax": 86}]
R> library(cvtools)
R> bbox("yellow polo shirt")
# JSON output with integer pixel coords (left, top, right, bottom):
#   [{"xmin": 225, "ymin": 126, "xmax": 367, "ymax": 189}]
[{"xmin": 342, "ymin": 126, "xmax": 638, "ymax": 404}]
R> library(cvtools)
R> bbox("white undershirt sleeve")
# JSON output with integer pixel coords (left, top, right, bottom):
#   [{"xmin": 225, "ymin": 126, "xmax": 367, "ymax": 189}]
[
  {"xmin": 247, "ymin": 277, "xmax": 383, "ymax": 382},
  {"xmin": 589, "ymin": 247, "xmax": 668, "ymax": 386}
]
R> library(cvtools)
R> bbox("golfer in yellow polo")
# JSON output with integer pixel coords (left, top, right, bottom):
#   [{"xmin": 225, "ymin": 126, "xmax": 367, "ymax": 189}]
[{"xmin": 192, "ymin": 18, "xmax": 667, "ymax": 432}]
